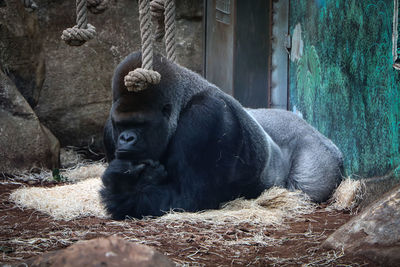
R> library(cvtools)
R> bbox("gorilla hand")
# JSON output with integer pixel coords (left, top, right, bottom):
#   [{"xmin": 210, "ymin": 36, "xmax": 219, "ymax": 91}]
[
  {"xmin": 102, "ymin": 159, "xmax": 167, "ymax": 194},
  {"xmin": 136, "ymin": 159, "xmax": 168, "ymax": 185},
  {"xmin": 101, "ymin": 159, "xmax": 171, "ymax": 219}
]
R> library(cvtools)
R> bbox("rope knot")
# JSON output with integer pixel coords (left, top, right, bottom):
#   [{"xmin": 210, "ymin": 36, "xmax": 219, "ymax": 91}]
[
  {"xmin": 124, "ymin": 68, "xmax": 161, "ymax": 92},
  {"xmin": 61, "ymin": 24, "xmax": 96, "ymax": 46}
]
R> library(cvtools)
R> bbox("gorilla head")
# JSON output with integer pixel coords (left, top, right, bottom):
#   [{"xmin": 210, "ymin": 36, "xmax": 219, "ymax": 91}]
[
  {"xmin": 110, "ymin": 92, "xmax": 172, "ymax": 161},
  {"xmin": 101, "ymin": 51, "xmax": 343, "ymax": 220}
]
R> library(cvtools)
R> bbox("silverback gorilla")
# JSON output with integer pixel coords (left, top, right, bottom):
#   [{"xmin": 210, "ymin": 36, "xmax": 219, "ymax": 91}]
[{"xmin": 101, "ymin": 52, "xmax": 343, "ymax": 220}]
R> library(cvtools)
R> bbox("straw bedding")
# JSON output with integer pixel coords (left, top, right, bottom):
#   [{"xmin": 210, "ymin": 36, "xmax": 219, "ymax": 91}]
[{"xmin": 9, "ymin": 164, "xmax": 361, "ymax": 223}]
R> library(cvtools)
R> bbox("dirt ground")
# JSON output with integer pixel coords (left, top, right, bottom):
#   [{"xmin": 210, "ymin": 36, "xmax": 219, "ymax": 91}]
[{"xmin": 0, "ymin": 179, "xmax": 378, "ymax": 266}]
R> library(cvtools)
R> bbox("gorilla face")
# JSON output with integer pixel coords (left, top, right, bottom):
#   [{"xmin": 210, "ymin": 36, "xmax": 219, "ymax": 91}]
[{"xmin": 110, "ymin": 94, "xmax": 172, "ymax": 162}]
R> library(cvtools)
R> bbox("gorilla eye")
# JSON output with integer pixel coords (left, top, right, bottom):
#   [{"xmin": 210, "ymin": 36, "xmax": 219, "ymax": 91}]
[{"xmin": 162, "ymin": 104, "xmax": 172, "ymax": 118}]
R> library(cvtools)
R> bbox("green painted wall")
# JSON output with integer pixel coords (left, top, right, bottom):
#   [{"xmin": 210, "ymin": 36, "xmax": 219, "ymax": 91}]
[{"xmin": 289, "ymin": 0, "xmax": 400, "ymax": 178}]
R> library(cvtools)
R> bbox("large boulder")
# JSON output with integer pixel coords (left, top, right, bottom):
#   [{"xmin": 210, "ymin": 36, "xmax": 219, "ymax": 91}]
[
  {"xmin": 323, "ymin": 184, "xmax": 400, "ymax": 266},
  {"xmin": 20, "ymin": 236, "xmax": 174, "ymax": 267},
  {"xmin": 0, "ymin": 0, "xmax": 45, "ymax": 107},
  {"xmin": 31, "ymin": 0, "xmax": 203, "ymax": 150},
  {"xmin": 358, "ymin": 174, "xmax": 400, "ymax": 210},
  {"xmin": 0, "ymin": 70, "xmax": 59, "ymax": 174}
]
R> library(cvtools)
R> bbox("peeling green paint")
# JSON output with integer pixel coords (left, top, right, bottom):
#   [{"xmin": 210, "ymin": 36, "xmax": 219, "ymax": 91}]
[{"xmin": 290, "ymin": 0, "xmax": 400, "ymax": 178}]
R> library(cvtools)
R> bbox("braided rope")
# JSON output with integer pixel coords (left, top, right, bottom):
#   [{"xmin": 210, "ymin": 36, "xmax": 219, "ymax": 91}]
[
  {"xmin": 87, "ymin": 0, "xmax": 109, "ymax": 14},
  {"xmin": 164, "ymin": 0, "xmax": 176, "ymax": 62},
  {"xmin": 61, "ymin": 0, "xmax": 96, "ymax": 46},
  {"xmin": 150, "ymin": 0, "xmax": 165, "ymax": 41},
  {"xmin": 124, "ymin": 0, "xmax": 161, "ymax": 91},
  {"xmin": 149, "ymin": 0, "xmax": 176, "ymax": 62}
]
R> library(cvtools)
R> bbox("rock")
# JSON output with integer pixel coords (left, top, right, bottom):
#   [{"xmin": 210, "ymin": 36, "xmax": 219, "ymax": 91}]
[
  {"xmin": 0, "ymin": 0, "xmax": 45, "ymax": 107},
  {"xmin": 20, "ymin": 236, "xmax": 174, "ymax": 267},
  {"xmin": 176, "ymin": 0, "xmax": 203, "ymax": 19},
  {"xmin": 323, "ymin": 184, "xmax": 400, "ymax": 266},
  {"xmin": 0, "ymin": 70, "xmax": 59, "ymax": 174},
  {"xmin": 174, "ymin": 18, "xmax": 203, "ymax": 74},
  {"xmin": 358, "ymin": 174, "xmax": 400, "ymax": 210},
  {"xmin": 32, "ymin": 0, "xmax": 203, "ymax": 150}
]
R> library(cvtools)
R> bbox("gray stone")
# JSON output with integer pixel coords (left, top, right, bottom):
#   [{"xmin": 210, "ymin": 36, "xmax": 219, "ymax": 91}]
[
  {"xmin": 0, "ymin": 0, "xmax": 45, "ymax": 107},
  {"xmin": 0, "ymin": 70, "xmax": 59, "ymax": 174},
  {"xmin": 155, "ymin": 18, "xmax": 203, "ymax": 74},
  {"xmin": 176, "ymin": 0, "xmax": 203, "ymax": 19},
  {"xmin": 359, "ymin": 174, "xmax": 400, "ymax": 210},
  {"xmin": 20, "ymin": 236, "xmax": 175, "ymax": 267},
  {"xmin": 323, "ymin": 184, "xmax": 400, "ymax": 266}
]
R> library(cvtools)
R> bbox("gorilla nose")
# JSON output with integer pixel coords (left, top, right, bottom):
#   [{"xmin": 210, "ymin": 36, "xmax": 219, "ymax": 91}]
[{"xmin": 118, "ymin": 131, "xmax": 137, "ymax": 147}]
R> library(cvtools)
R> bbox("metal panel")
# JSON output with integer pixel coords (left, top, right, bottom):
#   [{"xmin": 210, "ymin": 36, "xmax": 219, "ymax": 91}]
[
  {"xmin": 204, "ymin": 0, "xmax": 271, "ymax": 108},
  {"xmin": 233, "ymin": 0, "xmax": 271, "ymax": 108},
  {"xmin": 204, "ymin": 0, "xmax": 235, "ymax": 95},
  {"xmin": 270, "ymin": 0, "xmax": 289, "ymax": 109}
]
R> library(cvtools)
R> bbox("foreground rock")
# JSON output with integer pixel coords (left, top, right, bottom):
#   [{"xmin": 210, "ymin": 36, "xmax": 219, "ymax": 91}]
[
  {"xmin": 358, "ymin": 174, "xmax": 400, "ymax": 210},
  {"xmin": 0, "ymin": 70, "xmax": 59, "ymax": 174},
  {"xmin": 20, "ymin": 236, "xmax": 174, "ymax": 267},
  {"xmin": 323, "ymin": 184, "xmax": 400, "ymax": 266}
]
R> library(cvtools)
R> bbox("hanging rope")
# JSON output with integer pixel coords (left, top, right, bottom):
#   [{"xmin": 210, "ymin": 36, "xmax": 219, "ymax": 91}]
[
  {"xmin": 61, "ymin": 0, "xmax": 96, "ymax": 46},
  {"xmin": 124, "ymin": 0, "xmax": 177, "ymax": 91},
  {"xmin": 124, "ymin": 0, "xmax": 161, "ymax": 92},
  {"xmin": 150, "ymin": 0, "xmax": 165, "ymax": 41},
  {"xmin": 164, "ymin": 0, "xmax": 176, "ymax": 62},
  {"xmin": 149, "ymin": 0, "xmax": 176, "ymax": 62},
  {"xmin": 87, "ymin": 0, "xmax": 109, "ymax": 14}
]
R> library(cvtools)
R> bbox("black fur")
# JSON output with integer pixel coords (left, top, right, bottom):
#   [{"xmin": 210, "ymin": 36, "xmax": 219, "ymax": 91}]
[{"xmin": 100, "ymin": 52, "xmax": 343, "ymax": 220}]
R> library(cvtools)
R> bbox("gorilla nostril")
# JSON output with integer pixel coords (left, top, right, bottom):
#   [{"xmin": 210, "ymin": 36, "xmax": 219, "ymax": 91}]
[
  {"xmin": 119, "ymin": 131, "xmax": 137, "ymax": 146},
  {"xmin": 125, "ymin": 135, "xmax": 135, "ymax": 142}
]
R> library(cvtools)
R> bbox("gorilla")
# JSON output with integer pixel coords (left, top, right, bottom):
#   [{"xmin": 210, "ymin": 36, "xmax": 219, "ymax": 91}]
[{"xmin": 100, "ymin": 52, "xmax": 343, "ymax": 220}]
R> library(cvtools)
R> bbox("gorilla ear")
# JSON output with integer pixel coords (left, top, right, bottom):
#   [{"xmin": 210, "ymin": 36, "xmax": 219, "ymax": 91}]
[{"xmin": 162, "ymin": 104, "xmax": 172, "ymax": 118}]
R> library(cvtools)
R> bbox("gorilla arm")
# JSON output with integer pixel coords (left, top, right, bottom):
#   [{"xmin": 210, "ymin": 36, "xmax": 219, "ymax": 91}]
[{"xmin": 100, "ymin": 91, "xmax": 269, "ymax": 219}]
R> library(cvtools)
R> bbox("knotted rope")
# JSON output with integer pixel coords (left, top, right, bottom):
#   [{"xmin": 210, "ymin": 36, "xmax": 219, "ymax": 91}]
[
  {"xmin": 61, "ymin": 0, "xmax": 96, "ymax": 46},
  {"xmin": 124, "ymin": 0, "xmax": 176, "ymax": 92},
  {"xmin": 124, "ymin": 0, "xmax": 160, "ymax": 92}
]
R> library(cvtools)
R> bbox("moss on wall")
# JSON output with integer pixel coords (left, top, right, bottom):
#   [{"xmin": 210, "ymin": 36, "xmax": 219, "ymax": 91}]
[{"xmin": 289, "ymin": 0, "xmax": 400, "ymax": 178}]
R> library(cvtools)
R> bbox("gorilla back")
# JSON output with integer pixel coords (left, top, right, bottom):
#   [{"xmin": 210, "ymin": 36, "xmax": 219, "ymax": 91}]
[{"xmin": 101, "ymin": 52, "xmax": 343, "ymax": 219}]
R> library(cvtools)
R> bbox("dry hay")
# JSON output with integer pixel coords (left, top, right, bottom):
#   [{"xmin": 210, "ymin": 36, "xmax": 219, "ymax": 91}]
[
  {"xmin": 10, "ymin": 178, "xmax": 107, "ymax": 220},
  {"xmin": 9, "ymin": 160, "xmax": 107, "ymax": 221},
  {"xmin": 10, "ymin": 164, "xmax": 315, "ymax": 227},
  {"xmin": 60, "ymin": 147, "xmax": 83, "ymax": 168},
  {"xmin": 10, "ymin": 165, "xmax": 361, "ymax": 226},
  {"xmin": 4, "ymin": 162, "xmax": 106, "ymax": 184},
  {"xmin": 63, "ymin": 163, "xmax": 105, "ymax": 182},
  {"xmin": 328, "ymin": 177, "xmax": 365, "ymax": 212},
  {"xmin": 157, "ymin": 188, "xmax": 315, "ymax": 227}
]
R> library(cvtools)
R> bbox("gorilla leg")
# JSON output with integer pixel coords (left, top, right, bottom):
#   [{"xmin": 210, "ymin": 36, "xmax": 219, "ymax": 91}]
[{"xmin": 286, "ymin": 147, "xmax": 343, "ymax": 202}]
